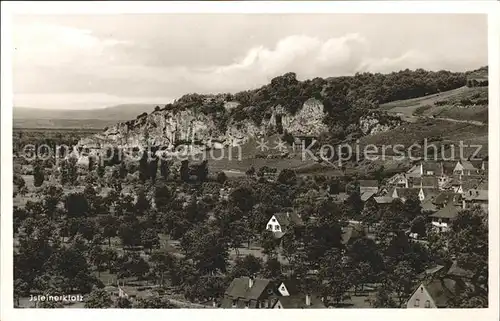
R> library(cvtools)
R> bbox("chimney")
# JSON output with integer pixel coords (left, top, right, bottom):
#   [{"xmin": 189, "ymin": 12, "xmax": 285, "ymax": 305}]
[
  {"xmin": 305, "ymin": 294, "xmax": 311, "ymax": 307},
  {"xmin": 248, "ymin": 276, "xmax": 254, "ymax": 288}
]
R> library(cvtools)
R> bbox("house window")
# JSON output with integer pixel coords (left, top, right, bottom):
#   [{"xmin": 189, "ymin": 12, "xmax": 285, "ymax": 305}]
[
  {"xmin": 414, "ymin": 299, "xmax": 420, "ymax": 307},
  {"xmin": 425, "ymin": 300, "xmax": 430, "ymax": 308},
  {"xmin": 420, "ymin": 287, "xmax": 423, "ymax": 293},
  {"xmin": 267, "ymin": 224, "xmax": 272, "ymax": 230},
  {"xmin": 272, "ymin": 218, "xmax": 276, "ymax": 222},
  {"xmin": 275, "ymin": 225, "xmax": 280, "ymax": 231}
]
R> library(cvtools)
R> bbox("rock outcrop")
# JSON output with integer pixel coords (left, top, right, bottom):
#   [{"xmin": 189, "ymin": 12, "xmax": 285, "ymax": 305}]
[{"xmin": 78, "ymin": 98, "xmax": 329, "ymax": 150}]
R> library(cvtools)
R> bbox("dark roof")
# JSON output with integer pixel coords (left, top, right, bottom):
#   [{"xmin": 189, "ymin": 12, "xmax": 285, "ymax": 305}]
[
  {"xmin": 422, "ymin": 161, "xmax": 442, "ymax": 174},
  {"xmin": 460, "ymin": 160, "xmax": 477, "ymax": 171},
  {"xmin": 395, "ymin": 188, "xmax": 419, "ymax": 199},
  {"xmin": 359, "ymin": 180, "xmax": 378, "ymax": 188},
  {"xmin": 274, "ymin": 295, "xmax": 325, "ymax": 309},
  {"xmin": 411, "ymin": 176, "xmax": 439, "ymax": 187},
  {"xmin": 463, "ymin": 189, "xmax": 488, "ymax": 201},
  {"xmin": 424, "ymin": 277, "xmax": 463, "ymax": 308},
  {"xmin": 417, "ymin": 265, "xmax": 445, "ymax": 279},
  {"xmin": 442, "ymin": 161, "xmax": 457, "ymax": 173},
  {"xmin": 421, "ymin": 198, "xmax": 438, "ymax": 213},
  {"xmin": 274, "ymin": 212, "xmax": 304, "ymax": 227},
  {"xmin": 433, "ymin": 192, "xmax": 462, "ymax": 205},
  {"xmin": 461, "ymin": 177, "xmax": 482, "ymax": 190},
  {"xmin": 360, "ymin": 191, "xmax": 376, "ymax": 202},
  {"xmin": 429, "ymin": 203, "xmax": 460, "ymax": 219},
  {"xmin": 421, "ymin": 188, "xmax": 439, "ymax": 199},
  {"xmin": 279, "ymin": 280, "xmax": 300, "ymax": 296},
  {"xmin": 447, "ymin": 261, "xmax": 475, "ymax": 279},
  {"xmin": 374, "ymin": 196, "xmax": 394, "ymax": 204},
  {"xmin": 475, "ymin": 180, "xmax": 488, "ymax": 190},
  {"xmin": 224, "ymin": 277, "xmax": 273, "ymax": 301}
]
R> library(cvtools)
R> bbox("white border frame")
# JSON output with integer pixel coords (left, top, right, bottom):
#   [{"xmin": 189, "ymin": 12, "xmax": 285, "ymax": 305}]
[{"xmin": 1, "ymin": 1, "xmax": 499, "ymax": 321}]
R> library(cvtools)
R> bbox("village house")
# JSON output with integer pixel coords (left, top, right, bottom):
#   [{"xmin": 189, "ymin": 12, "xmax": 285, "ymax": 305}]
[
  {"xmin": 462, "ymin": 188, "xmax": 488, "ymax": 212},
  {"xmin": 387, "ymin": 173, "xmax": 410, "ymax": 188},
  {"xmin": 428, "ymin": 203, "xmax": 461, "ymax": 232},
  {"xmin": 221, "ymin": 277, "xmax": 278, "ymax": 308},
  {"xmin": 272, "ymin": 280, "xmax": 325, "ymax": 309},
  {"xmin": 453, "ymin": 160, "xmax": 480, "ymax": 176},
  {"xmin": 432, "ymin": 192, "xmax": 462, "ymax": 210},
  {"xmin": 265, "ymin": 212, "xmax": 304, "ymax": 238},
  {"xmin": 359, "ymin": 180, "xmax": 379, "ymax": 194},
  {"xmin": 392, "ymin": 187, "xmax": 438, "ymax": 203},
  {"xmin": 406, "ymin": 278, "xmax": 465, "ymax": 308},
  {"xmin": 406, "ymin": 262, "xmax": 474, "ymax": 308},
  {"xmin": 410, "ymin": 176, "xmax": 439, "ymax": 189}
]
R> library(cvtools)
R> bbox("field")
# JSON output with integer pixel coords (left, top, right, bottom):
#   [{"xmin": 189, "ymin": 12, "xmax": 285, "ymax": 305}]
[
  {"xmin": 359, "ymin": 118, "xmax": 488, "ymax": 158},
  {"xmin": 380, "ymin": 86, "xmax": 488, "ymax": 123}
]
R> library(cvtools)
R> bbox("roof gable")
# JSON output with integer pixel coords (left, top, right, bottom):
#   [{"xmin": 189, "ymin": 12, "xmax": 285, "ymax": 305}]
[{"xmin": 429, "ymin": 203, "xmax": 460, "ymax": 219}]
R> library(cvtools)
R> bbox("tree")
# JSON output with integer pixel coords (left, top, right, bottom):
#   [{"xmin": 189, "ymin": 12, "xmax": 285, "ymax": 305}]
[
  {"xmin": 410, "ymin": 215, "xmax": 427, "ymax": 237},
  {"xmin": 84, "ymin": 287, "xmax": 113, "ymax": 308},
  {"xmin": 42, "ymin": 185, "xmax": 64, "ymax": 218},
  {"xmin": 14, "ymin": 278, "xmax": 29, "ymax": 307},
  {"xmin": 385, "ymin": 260, "xmax": 416, "ymax": 307},
  {"xmin": 88, "ymin": 155, "xmax": 95, "ymax": 172},
  {"xmin": 115, "ymin": 297, "xmax": 132, "ymax": 308},
  {"xmin": 231, "ymin": 254, "xmax": 263, "ymax": 278},
  {"xmin": 370, "ymin": 284, "xmax": 397, "ymax": 308},
  {"xmin": 118, "ymin": 217, "xmax": 142, "ymax": 248},
  {"xmin": 33, "ymin": 159, "xmax": 45, "ymax": 187},
  {"xmin": 263, "ymin": 257, "xmax": 283, "ymax": 280},
  {"xmin": 260, "ymin": 232, "xmax": 280, "ymax": 258},
  {"xmin": 160, "ymin": 159, "xmax": 171, "ymax": 180},
  {"xmin": 277, "ymin": 169, "xmax": 297, "ymax": 185},
  {"xmin": 97, "ymin": 163, "xmax": 105, "ymax": 179},
  {"xmin": 135, "ymin": 188, "xmax": 150, "ymax": 214},
  {"xmin": 318, "ymin": 249, "xmax": 353, "ymax": 306},
  {"xmin": 154, "ymin": 183, "xmax": 172, "ymax": 210},
  {"xmin": 117, "ymin": 252, "xmax": 150, "ymax": 280},
  {"xmin": 139, "ymin": 150, "xmax": 149, "ymax": 182},
  {"xmin": 229, "ymin": 186, "xmax": 255, "ymax": 213},
  {"xmin": 65, "ymin": 193, "xmax": 90, "ymax": 218},
  {"xmin": 402, "ymin": 194, "xmax": 422, "ymax": 223},
  {"xmin": 216, "ymin": 171, "xmax": 227, "ymax": 184},
  {"xmin": 141, "ymin": 228, "xmax": 160, "ymax": 253},
  {"xmin": 149, "ymin": 158, "xmax": 159, "ymax": 183},
  {"xmin": 195, "ymin": 160, "xmax": 209, "ymax": 182},
  {"xmin": 180, "ymin": 224, "xmax": 229, "ymax": 275},
  {"xmin": 60, "ymin": 157, "xmax": 78, "ymax": 186},
  {"xmin": 447, "ymin": 207, "xmax": 488, "ymax": 307},
  {"xmin": 245, "ymin": 166, "xmax": 256, "ymax": 177},
  {"xmin": 360, "ymin": 199, "xmax": 380, "ymax": 231},
  {"xmin": 150, "ymin": 251, "xmax": 177, "ymax": 287},
  {"xmin": 346, "ymin": 190, "xmax": 363, "ymax": 218},
  {"xmin": 99, "ymin": 215, "xmax": 119, "ymax": 246},
  {"xmin": 180, "ymin": 160, "xmax": 190, "ymax": 182}
]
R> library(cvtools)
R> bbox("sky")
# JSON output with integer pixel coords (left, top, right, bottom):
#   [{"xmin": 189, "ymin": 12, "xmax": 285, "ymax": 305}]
[{"xmin": 12, "ymin": 14, "xmax": 487, "ymax": 110}]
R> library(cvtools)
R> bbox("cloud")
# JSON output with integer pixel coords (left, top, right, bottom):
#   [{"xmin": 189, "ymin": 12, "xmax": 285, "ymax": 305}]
[{"xmin": 12, "ymin": 17, "xmax": 486, "ymax": 109}]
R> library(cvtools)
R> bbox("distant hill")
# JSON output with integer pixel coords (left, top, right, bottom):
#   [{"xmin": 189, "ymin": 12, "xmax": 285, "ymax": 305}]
[{"xmin": 13, "ymin": 104, "xmax": 160, "ymax": 129}]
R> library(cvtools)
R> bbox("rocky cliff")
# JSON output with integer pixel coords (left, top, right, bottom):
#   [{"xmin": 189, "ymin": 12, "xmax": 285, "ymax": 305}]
[{"xmin": 78, "ymin": 98, "xmax": 329, "ymax": 150}]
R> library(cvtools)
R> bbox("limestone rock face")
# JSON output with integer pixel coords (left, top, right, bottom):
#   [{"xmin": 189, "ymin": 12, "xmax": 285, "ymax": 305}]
[
  {"xmin": 359, "ymin": 113, "xmax": 400, "ymax": 136},
  {"xmin": 77, "ymin": 97, "xmax": 398, "ymax": 153}
]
